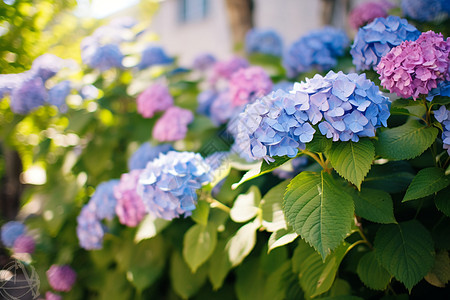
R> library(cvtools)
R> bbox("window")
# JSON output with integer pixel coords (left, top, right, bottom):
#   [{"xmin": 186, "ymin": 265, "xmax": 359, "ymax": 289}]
[{"xmin": 179, "ymin": 0, "xmax": 209, "ymax": 23}]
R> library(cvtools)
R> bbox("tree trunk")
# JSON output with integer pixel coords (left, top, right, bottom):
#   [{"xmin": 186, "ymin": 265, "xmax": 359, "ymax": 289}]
[
  {"xmin": 0, "ymin": 143, "xmax": 23, "ymax": 220},
  {"xmin": 225, "ymin": 0, "xmax": 254, "ymax": 53}
]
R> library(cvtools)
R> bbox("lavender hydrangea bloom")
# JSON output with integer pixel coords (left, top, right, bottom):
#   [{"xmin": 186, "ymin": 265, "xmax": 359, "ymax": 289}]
[
  {"xmin": 192, "ymin": 53, "xmax": 216, "ymax": 71},
  {"xmin": 128, "ymin": 142, "xmax": 173, "ymax": 170},
  {"xmin": 434, "ymin": 106, "xmax": 450, "ymax": 155},
  {"xmin": 47, "ymin": 81, "xmax": 71, "ymax": 112},
  {"xmin": 90, "ymin": 180, "xmax": 120, "ymax": 220},
  {"xmin": 30, "ymin": 54, "xmax": 67, "ymax": 82},
  {"xmin": 427, "ymin": 81, "xmax": 450, "ymax": 101},
  {"xmin": 46, "ymin": 265, "xmax": 77, "ymax": 292},
  {"xmin": 10, "ymin": 76, "xmax": 47, "ymax": 114},
  {"xmin": 245, "ymin": 29, "xmax": 283, "ymax": 57},
  {"xmin": 46, "ymin": 292, "xmax": 62, "ymax": 300},
  {"xmin": 283, "ymin": 27, "xmax": 349, "ymax": 77},
  {"xmin": 114, "ymin": 170, "xmax": 147, "ymax": 227},
  {"xmin": 136, "ymin": 83, "xmax": 173, "ymax": 118},
  {"xmin": 229, "ymin": 66, "xmax": 273, "ymax": 107},
  {"xmin": 197, "ymin": 90, "xmax": 218, "ymax": 115},
  {"xmin": 137, "ymin": 151, "xmax": 212, "ymax": 220},
  {"xmin": 348, "ymin": 1, "xmax": 392, "ymax": 30},
  {"xmin": 272, "ymin": 81, "xmax": 294, "ymax": 93},
  {"xmin": 76, "ymin": 203, "xmax": 105, "ymax": 250},
  {"xmin": 210, "ymin": 57, "xmax": 249, "ymax": 83},
  {"xmin": 152, "ymin": 106, "xmax": 194, "ymax": 142},
  {"xmin": 0, "ymin": 73, "xmax": 26, "ymax": 99},
  {"xmin": 209, "ymin": 91, "xmax": 235, "ymax": 125},
  {"xmin": 138, "ymin": 46, "xmax": 174, "ymax": 70},
  {"xmin": 402, "ymin": 0, "xmax": 450, "ymax": 22},
  {"xmin": 1, "ymin": 221, "xmax": 26, "ymax": 247},
  {"xmin": 350, "ymin": 16, "xmax": 421, "ymax": 71},
  {"xmin": 13, "ymin": 235, "xmax": 35, "ymax": 254},
  {"xmin": 377, "ymin": 31, "xmax": 450, "ymax": 99},
  {"xmin": 82, "ymin": 43, "xmax": 124, "ymax": 71}
]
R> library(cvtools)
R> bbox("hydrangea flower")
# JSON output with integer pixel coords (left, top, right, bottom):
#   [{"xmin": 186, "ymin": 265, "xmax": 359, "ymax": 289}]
[
  {"xmin": 209, "ymin": 90, "xmax": 235, "ymax": 125},
  {"xmin": 114, "ymin": 170, "xmax": 147, "ymax": 227},
  {"xmin": 245, "ymin": 29, "xmax": 283, "ymax": 57},
  {"xmin": 0, "ymin": 73, "xmax": 26, "ymax": 99},
  {"xmin": 13, "ymin": 235, "xmax": 35, "ymax": 254},
  {"xmin": 30, "ymin": 54, "xmax": 68, "ymax": 82},
  {"xmin": 229, "ymin": 66, "xmax": 273, "ymax": 107},
  {"xmin": 128, "ymin": 142, "xmax": 173, "ymax": 170},
  {"xmin": 348, "ymin": 1, "xmax": 392, "ymax": 29},
  {"xmin": 138, "ymin": 46, "xmax": 174, "ymax": 70},
  {"xmin": 1, "ymin": 221, "xmax": 26, "ymax": 247},
  {"xmin": 81, "ymin": 43, "xmax": 124, "ymax": 71},
  {"xmin": 377, "ymin": 31, "xmax": 450, "ymax": 99},
  {"xmin": 272, "ymin": 81, "xmax": 294, "ymax": 93},
  {"xmin": 47, "ymin": 81, "xmax": 71, "ymax": 112},
  {"xmin": 192, "ymin": 53, "xmax": 216, "ymax": 71},
  {"xmin": 197, "ymin": 89, "xmax": 218, "ymax": 116},
  {"xmin": 45, "ymin": 292, "xmax": 62, "ymax": 300},
  {"xmin": 427, "ymin": 81, "xmax": 450, "ymax": 101},
  {"xmin": 10, "ymin": 76, "xmax": 47, "ymax": 114},
  {"xmin": 136, "ymin": 83, "xmax": 174, "ymax": 118},
  {"xmin": 401, "ymin": 0, "xmax": 450, "ymax": 22},
  {"xmin": 46, "ymin": 265, "xmax": 77, "ymax": 292},
  {"xmin": 89, "ymin": 180, "xmax": 120, "ymax": 220},
  {"xmin": 350, "ymin": 16, "xmax": 420, "ymax": 71},
  {"xmin": 434, "ymin": 105, "xmax": 450, "ymax": 155},
  {"xmin": 210, "ymin": 57, "xmax": 249, "ymax": 83},
  {"xmin": 152, "ymin": 106, "xmax": 194, "ymax": 142},
  {"xmin": 79, "ymin": 84, "xmax": 99, "ymax": 100},
  {"xmin": 283, "ymin": 27, "xmax": 349, "ymax": 77},
  {"xmin": 137, "ymin": 151, "xmax": 212, "ymax": 220},
  {"xmin": 76, "ymin": 203, "xmax": 105, "ymax": 250}
]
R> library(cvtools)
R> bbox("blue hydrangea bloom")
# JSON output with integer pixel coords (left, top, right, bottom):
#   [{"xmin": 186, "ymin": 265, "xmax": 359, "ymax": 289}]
[
  {"xmin": 427, "ymin": 81, "xmax": 450, "ymax": 101},
  {"xmin": 402, "ymin": 0, "xmax": 450, "ymax": 22},
  {"xmin": 30, "ymin": 54, "xmax": 68, "ymax": 82},
  {"xmin": 350, "ymin": 16, "xmax": 421, "ymax": 71},
  {"xmin": 82, "ymin": 43, "xmax": 124, "ymax": 71},
  {"xmin": 138, "ymin": 46, "xmax": 174, "ymax": 70},
  {"xmin": 433, "ymin": 106, "xmax": 450, "ymax": 155},
  {"xmin": 245, "ymin": 29, "xmax": 283, "ymax": 57},
  {"xmin": 10, "ymin": 76, "xmax": 47, "ymax": 114},
  {"xmin": 137, "ymin": 151, "xmax": 212, "ymax": 220},
  {"xmin": 197, "ymin": 90, "xmax": 218, "ymax": 116},
  {"xmin": 76, "ymin": 203, "xmax": 105, "ymax": 250},
  {"xmin": 209, "ymin": 91, "xmax": 235, "ymax": 126},
  {"xmin": 48, "ymin": 81, "xmax": 71, "ymax": 112},
  {"xmin": 0, "ymin": 73, "xmax": 27, "ymax": 99},
  {"xmin": 90, "ymin": 180, "xmax": 120, "ymax": 220},
  {"xmin": 283, "ymin": 27, "xmax": 349, "ymax": 78},
  {"xmin": 272, "ymin": 81, "xmax": 294, "ymax": 93},
  {"xmin": 128, "ymin": 142, "xmax": 173, "ymax": 170},
  {"xmin": 192, "ymin": 53, "xmax": 216, "ymax": 71},
  {"xmin": 1, "ymin": 221, "xmax": 26, "ymax": 247}
]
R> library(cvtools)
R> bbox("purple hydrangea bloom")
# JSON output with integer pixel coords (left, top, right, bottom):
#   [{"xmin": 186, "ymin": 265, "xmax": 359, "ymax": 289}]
[
  {"xmin": 46, "ymin": 265, "xmax": 77, "ymax": 292},
  {"xmin": 427, "ymin": 81, "xmax": 450, "ymax": 101},
  {"xmin": 13, "ymin": 235, "xmax": 35, "ymax": 254},
  {"xmin": 137, "ymin": 151, "xmax": 212, "ymax": 220},
  {"xmin": 30, "ymin": 54, "xmax": 67, "ymax": 82},
  {"xmin": 82, "ymin": 43, "xmax": 124, "ymax": 71},
  {"xmin": 47, "ymin": 80, "xmax": 71, "ymax": 112},
  {"xmin": 350, "ymin": 16, "xmax": 421, "ymax": 71},
  {"xmin": 76, "ymin": 203, "xmax": 105, "ymax": 250},
  {"xmin": 46, "ymin": 292, "xmax": 62, "ymax": 300},
  {"xmin": 283, "ymin": 27, "xmax": 349, "ymax": 77},
  {"xmin": 377, "ymin": 31, "xmax": 450, "ymax": 99},
  {"xmin": 152, "ymin": 106, "xmax": 194, "ymax": 142},
  {"xmin": 229, "ymin": 66, "xmax": 273, "ymax": 107},
  {"xmin": 245, "ymin": 29, "xmax": 283, "ymax": 57},
  {"xmin": 114, "ymin": 170, "xmax": 147, "ymax": 227},
  {"xmin": 197, "ymin": 89, "xmax": 218, "ymax": 115},
  {"xmin": 1, "ymin": 221, "xmax": 26, "ymax": 247},
  {"xmin": 434, "ymin": 106, "xmax": 450, "ymax": 155},
  {"xmin": 90, "ymin": 180, "xmax": 120, "ymax": 220},
  {"xmin": 210, "ymin": 57, "xmax": 249, "ymax": 83},
  {"xmin": 209, "ymin": 90, "xmax": 235, "ymax": 125},
  {"xmin": 128, "ymin": 142, "xmax": 173, "ymax": 170},
  {"xmin": 0, "ymin": 73, "xmax": 27, "ymax": 99},
  {"xmin": 10, "ymin": 76, "xmax": 47, "ymax": 114},
  {"xmin": 136, "ymin": 83, "xmax": 173, "ymax": 118},
  {"xmin": 348, "ymin": 1, "xmax": 392, "ymax": 30},
  {"xmin": 402, "ymin": 0, "xmax": 450, "ymax": 22},
  {"xmin": 138, "ymin": 46, "xmax": 174, "ymax": 70},
  {"xmin": 192, "ymin": 53, "xmax": 216, "ymax": 71}
]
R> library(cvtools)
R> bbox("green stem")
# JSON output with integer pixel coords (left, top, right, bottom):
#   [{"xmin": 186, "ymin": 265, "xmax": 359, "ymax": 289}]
[
  {"xmin": 355, "ymin": 216, "xmax": 373, "ymax": 249},
  {"xmin": 205, "ymin": 196, "xmax": 231, "ymax": 213},
  {"xmin": 422, "ymin": 97, "xmax": 431, "ymax": 126},
  {"xmin": 302, "ymin": 150, "xmax": 332, "ymax": 173}
]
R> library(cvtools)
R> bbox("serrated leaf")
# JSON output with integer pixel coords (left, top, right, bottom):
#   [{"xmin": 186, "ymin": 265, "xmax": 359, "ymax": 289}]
[
  {"xmin": 305, "ymin": 133, "xmax": 332, "ymax": 153},
  {"xmin": 351, "ymin": 188, "xmax": 396, "ymax": 224},
  {"xmin": 375, "ymin": 220, "xmax": 435, "ymax": 291},
  {"xmin": 230, "ymin": 186, "xmax": 261, "ymax": 223},
  {"xmin": 327, "ymin": 139, "xmax": 375, "ymax": 190},
  {"xmin": 362, "ymin": 162, "xmax": 414, "ymax": 193},
  {"xmin": 208, "ymin": 239, "xmax": 232, "ymax": 290},
  {"xmin": 183, "ymin": 223, "xmax": 217, "ymax": 273},
  {"xmin": 435, "ymin": 186, "xmax": 450, "ymax": 217},
  {"xmin": 134, "ymin": 214, "xmax": 170, "ymax": 243},
  {"xmin": 170, "ymin": 251, "xmax": 207, "ymax": 299},
  {"xmin": 424, "ymin": 250, "xmax": 450, "ymax": 287},
  {"xmin": 260, "ymin": 155, "xmax": 293, "ymax": 173},
  {"xmin": 375, "ymin": 121, "xmax": 438, "ymax": 161},
  {"xmin": 403, "ymin": 167, "xmax": 450, "ymax": 202},
  {"xmin": 268, "ymin": 227, "xmax": 298, "ymax": 253},
  {"xmin": 261, "ymin": 180, "xmax": 290, "ymax": 232},
  {"xmin": 357, "ymin": 251, "xmax": 392, "ymax": 290},
  {"xmin": 226, "ymin": 221, "xmax": 259, "ymax": 267},
  {"xmin": 283, "ymin": 171, "xmax": 354, "ymax": 259}
]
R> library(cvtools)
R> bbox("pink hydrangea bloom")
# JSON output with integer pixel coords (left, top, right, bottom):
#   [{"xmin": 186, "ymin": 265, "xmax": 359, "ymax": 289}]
[
  {"xmin": 46, "ymin": 265, "xmax": 77, "ymax": 292},
  {"xmin": 152, "ymin": 106, "xmax": 194, "ymax": 142},
  {"xmin": 348, "ymin": 1, "xmax": 392, "ymax": 29},
  {"xmin": 229, "ymin": 66, "xmax": 273, "ymax": 107},
  {"xmin": 46, "ymin": 292, "xmax": 62, "ymax": 300},
  {"xmin": 13, "ymin": 235, "xmax": 35, "ymax": 254},
  {"xmin": 210, "ymin": 56, "xmax": 249, "ymax": 83},
  {"xmin": 136, "ymin": 83, "xmax": 173, "ymax": 118},
  {"xmin": 114, "ymin": 169, "xmax": 147, "ymax": 227},
  {"xmin": 377, "ymin": 31, "xmax": 450, "ymax": 99}
]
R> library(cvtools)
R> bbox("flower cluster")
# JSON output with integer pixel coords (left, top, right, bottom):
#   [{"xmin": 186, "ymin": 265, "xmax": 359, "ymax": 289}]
[
  {"xmin": 47, "ymin": 80, "xmax": 71, "ymax": 112},
  {"xmin": 13, "ymin": 235, "xmax": 36, "ymax": 254},
  {"xmin": 1, "ymin": 221, "xmax": 26, "ymax": 247},
  {"xmin": 152, "ymin": 106, "xmax": 194, "ymax": 142},
  {"xmin": 137, "ymin": 151, "xmax": 212, "ymax": 220},
  {"xmin": 377, "ymin": 31, "xmax": 450, "ymax": 99},
  {"xmin": 234, "ymin": 71, "xmax": 390, "ymax": 161},
  {"xmin": 427, "ymin": 81, "xmax": 450, "ymax": 101},
  {"xmin": 245, "ymin": 28, "xmax": 283, "ymax": 57},
  {"xmin": 46, "ymin": 265, "xmax": 77, "ymax": 292},
  {"xmin": 128, "ymin": 142, "xmax": 173, "ymax": 170},
  {"xmin": 46, "ymin": 292, "xmax": 62, "ymax": 300},
  {"xmin": 192, "ymin": 53, "xmax": 216, "ymax": 71},
  {"xmin": 350, "ymin": 16, "xmax": 420, "ymax": 71},
  {"xmin": 348, "ymin": 1, "xmax": 392, "ymax": 29},
  {"xmin": 434, "ymin": 106, "xmax": 450, "ymax": 155},
  {"xmin": 229, "ymin": 66, "xmax": 273, "ymax": 107},
  {"xmin": 401, "ymin": 0, "xmax": 450, "ymax": 22},
  {"xmin": 283, "ymin": 27, "xmax": 349, "ymax": 77},
  {"xmin": 136, "ymin": 83, "xmax": 174, "ymax": 118},
  {"xmin": 210, "ymin": 56, "xmax": 249, "ymax": 83},
  {"xmin": 90, "ymin": 180, "xmax": 120, "ymax": 220},
  {"xmin": 138, "ymin": 45, "xmax": 174, "ymax": 70}
]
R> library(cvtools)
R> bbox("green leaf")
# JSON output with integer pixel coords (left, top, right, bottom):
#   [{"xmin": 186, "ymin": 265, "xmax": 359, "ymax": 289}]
[
  {"xmin": 191, "ymin": 200, "xmax": 210, "ymax": 226},
  {"xmin": 261, "ymin": 180, "xmax": 290, "ymax": 232},
  {"xmin": 305, "ymin": 133, "xmax": 332, "ymax": 153},
  {"xmin": 424, "ymin": 250, "xmax": 450, "ymax": 288},
  {"xmin": 231, "ymin": 161, "xmax": 263, "ymax": 190},
  {"xmin": 357, "ymin": 251, "xmax": 392, "ymax": 290},
  {"xmin": 375, "ymin": 220, "xmax": 435, "ymax": 291},
  {"xmin": 327, "ymin": 139, "xmax": 375, "ymax": 190},
  {"xmin": 183, "ymin": 223, "xmax": 217, "ymax": 273},
  {"xmin": 292, "ymin": 239, "xmax": 352, "ymax": 298},
  {"xmin": 134, "ymin": 214, "xmax": 170, "ymax": 243},
  {"xmin": 230, "ymin": 185, "xmax": 261, "ymax": 223},
  {"xmin": 283, "ymin": 171, "xmax": 354, "ymax": 259},
  {"xmin": 208, "ymin": 239, "xmax": 232, "ymax": 290},
  {"xmin": 268, "ymin": 227, "xmax": 298, "ymax": 253},
  {"xmin": 226, "ymin": 221, "xmax": 259, "ymax": 267},
  {"xmin": 375, "ymin": 121, "xmax": 438, "ymax": 161},
  {"xmin": 435, "ymin": 186, "xmax": 450, "ymax": 217},
  {"xmin": 263, "ymin": 261, "xmax": 293, "ymax": 300},
  {"xmin": 362, "ymin": 162, "xmax": 414, "ymax": 193},
  {"xmin": 235, "ymin": 257, "xmax": 266, "ymax": 300},
  {"xmin": 260, "ymin": 155, "xmax": 292, "ymax": 173},
  {"xmin": 403, "ymin": 167, "xmax": 450, "ymax": 202},
  {"xmin": 351, "ymin": 188, "xmax": 396, "ymax": 224},
  {"xmin": 170, "ymin": 251, "xmax": 207, "ymax": 299}
]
